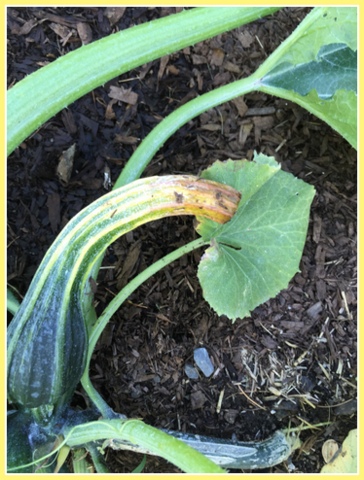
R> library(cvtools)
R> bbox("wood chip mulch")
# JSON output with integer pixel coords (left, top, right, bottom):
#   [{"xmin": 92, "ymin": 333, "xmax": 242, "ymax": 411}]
[{"xmin": 7, "ymin": 6, "xmax": 357, "ymax": 474}]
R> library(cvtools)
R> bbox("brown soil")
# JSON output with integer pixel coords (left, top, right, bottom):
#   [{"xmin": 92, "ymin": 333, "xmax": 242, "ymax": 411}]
[{"xmin": 7, "ymin": 6, "xmax": 357, "ymax": 474}]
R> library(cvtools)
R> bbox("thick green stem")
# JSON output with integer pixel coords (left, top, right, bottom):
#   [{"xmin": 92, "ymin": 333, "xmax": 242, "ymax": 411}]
[
  {"xmin": 114, "ymin": 74, "xmax": 261, "ymax": 188},
  {"xmin": 82, "ymin": 237, "xmax": 207, "ymax": 417},
  {"xmin": 64, "ymin": 419, "xmax": 225, "ymax": 473},
  {"xmin": 7, "ymin": 7, "xmax": 280, "ymax": 155},
  {"xmin": 87, "ymin": 445, "xmax": 110, "ymax": 473}
]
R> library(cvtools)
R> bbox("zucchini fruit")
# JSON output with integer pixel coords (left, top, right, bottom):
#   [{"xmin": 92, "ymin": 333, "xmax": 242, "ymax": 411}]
[{"xmin": 7, "ymin": 175, "xmax": 240, "ymax": 413}]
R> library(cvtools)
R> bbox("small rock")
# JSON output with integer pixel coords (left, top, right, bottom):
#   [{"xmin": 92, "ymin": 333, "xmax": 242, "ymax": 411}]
[
  {"xmin": 194, "ymin": 347, "xmax": 214, "ymax": 377},
  {"xmin": 224, "ymin": 409, "xmax": 239, "ymax": 424},
  {"xmin": 190, "ymin": 390, "xmax": 207, "ymax": 409},
  {"xmin": 333, "ymin": 398, "xmax": 357, "ymax": 416},
  {"xmin": 184, "ymin": 363, "xmax": 199, "ymax": 380},
  {"xmin": 306, "ymin": 301, "xmax": 323, "ymax": 320},
  {"xmin": 299, "ymin": 375, "xmax": 316, "ymax": 393}
]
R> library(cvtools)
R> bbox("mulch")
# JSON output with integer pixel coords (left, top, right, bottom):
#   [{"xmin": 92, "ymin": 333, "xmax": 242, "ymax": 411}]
[{"xmin": 7, "ymin": 6, "xmax": 357, "ymax": 474}]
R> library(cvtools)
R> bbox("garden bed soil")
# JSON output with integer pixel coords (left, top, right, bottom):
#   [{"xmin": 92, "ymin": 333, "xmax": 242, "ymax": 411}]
[{"xmin": 7, "ymin": 6, "xmax": 357, "ymax": 474}]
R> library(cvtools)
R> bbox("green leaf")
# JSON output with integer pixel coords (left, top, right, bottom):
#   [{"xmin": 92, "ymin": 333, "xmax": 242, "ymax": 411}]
[
  {"xmin": 261, "ymin": 43, "xmax": 356, "ymax": 100},
  {"xmin": 132, "ymin": 455, "xmax": 147, "ymax": 473},
  {"xmin": 196, "ymin": 156, "xmax": 315, "ymax": 321},
  {"xmin": 256, "ymin": 7, "xmax": 357, "ymax": 148},
  {"xmin": 259, "ymin": 7, "xmax": 356, "ymax": 69},
  {"xmin": 321, "ymin": 429, "xmax": 357, "ymax": 473},
  {"xmin": 282, "ymin": 88, "xmax": 357, "ymax": 151}
]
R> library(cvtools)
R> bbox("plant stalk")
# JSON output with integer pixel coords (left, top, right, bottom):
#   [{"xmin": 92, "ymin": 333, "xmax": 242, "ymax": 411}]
[
  {"xmin": 7, "ymin": 7, "xmax": 280, "ymax": 155},
  {"xmin": 82, "ymin": 237, "xmax": 208, "ymax": 417},
  {"xmin": 64, "ymin": 419, "xmax": 226, "ymax": 473},
  {"xmin": 114, "ymin": 74, "xmax": 261, "ymax": 189}
]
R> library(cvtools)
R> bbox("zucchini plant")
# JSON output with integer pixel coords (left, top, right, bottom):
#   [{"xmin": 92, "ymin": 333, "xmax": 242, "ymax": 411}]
[{"xmin": 7, "ymin": 6, "xmax": 356, "ymax": 473}]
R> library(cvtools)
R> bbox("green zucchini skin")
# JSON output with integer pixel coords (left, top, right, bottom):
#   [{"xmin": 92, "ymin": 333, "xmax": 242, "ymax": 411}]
[
  {"xmin": 7, "ymin": 175, "xmax": 240, "ymax": 412},
  {"xmin": 7, "ymin": 410, "xmax": 63, "ymax": 473},
  {"xmin": 7, "ymin": 411, "xmax": 34, "ymax": 472},
  {"xmin": 163, "ymin": 429, "xmax": 294, "ymax": 469},
  {"xmin": 7, "ymin": 408, "xmax": 95, "ymax": 472},
  {"xmin": 7, "ymin": 292, "xmax": 87, "ymax": 410}
]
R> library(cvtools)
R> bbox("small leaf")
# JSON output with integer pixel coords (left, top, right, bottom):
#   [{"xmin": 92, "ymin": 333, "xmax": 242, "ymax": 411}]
[
  {"xmin": 132, "ymin": 455, "xmax": 147, "ymax": 473},
  {"xmin": 321, "ymin": 429, "xmax": 357, "ymax": 473},
  {"xmin": 261, "ymin": 43, "xmax": 356, "ymax": 100},
  {"xmin": 196, "ymin": 155, "xmax": 315, "ymax": 321},
  {"xmin": 54, "ymin": 444, "xmax": 71, "ymax": 473}
]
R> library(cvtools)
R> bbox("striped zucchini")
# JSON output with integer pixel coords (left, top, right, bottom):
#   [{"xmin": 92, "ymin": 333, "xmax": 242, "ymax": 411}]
[{"xmin": 7, "ymin": 175, "xmax": 240, "ymax": 413}]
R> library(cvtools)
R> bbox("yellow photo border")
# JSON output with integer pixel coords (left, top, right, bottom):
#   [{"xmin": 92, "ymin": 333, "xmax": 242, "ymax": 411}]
[{"xmin": 2, "ymin": 2, "xmax": 361, "ymax": 479}]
